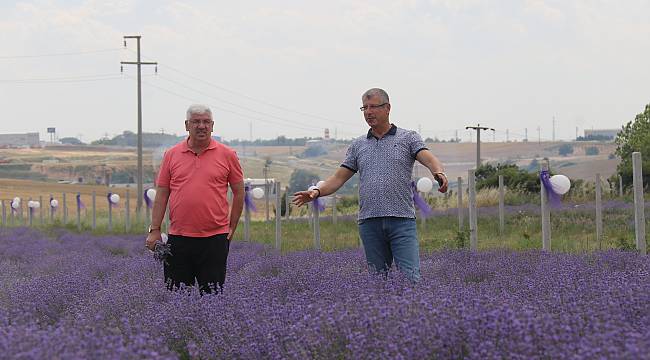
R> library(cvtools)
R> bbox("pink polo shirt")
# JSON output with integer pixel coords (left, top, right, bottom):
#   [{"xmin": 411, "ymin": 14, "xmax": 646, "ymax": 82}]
[{"xmin": 157, "ymin": 138, "xmax": 244, "ymax": 237}]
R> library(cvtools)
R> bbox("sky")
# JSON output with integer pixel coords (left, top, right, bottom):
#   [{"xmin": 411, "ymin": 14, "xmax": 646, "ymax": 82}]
[{"xmin": 1, "ymin": 0, "xmax": 649, "ymax": 143}]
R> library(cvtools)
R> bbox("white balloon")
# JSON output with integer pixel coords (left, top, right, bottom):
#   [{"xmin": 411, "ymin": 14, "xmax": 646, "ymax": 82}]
[
  {"xmin": 416, "ymin": 177, "xmax": 434, "ymax": 193},
  {"xmin": 13, "ymin": 197, "xmax": 20, "ymax": 205},
  {"xmin": 50, "ymin": 199, "xmax": 59, "ymax": 208},
  {"xmin": 251, "ymin": 187, "xmax": 264, "ymax": 199},
  {"xmin": 550, "ymin": 174, "xmax": 571, "ymax": 195},
  {"xmin": 27, "ymin": 201, "xmax": 35, "ymax": 208},
  {"xmin": 146, "ymin": 188, "xmax": 157, "ymax": 201},
  {"xmin": 110, "ymin": 193, "xmax": 120, "ymax": 204},
  {"xmin": 316, "ymin": 180, "xmax": 325, "ymax": 188},
  {"xmin": 11, "ymin": 201, "xmax": 19, "ymax": 209},
  {"xmin": 33, "ymin": 201, "xmax": 40, "ymax": 209}
]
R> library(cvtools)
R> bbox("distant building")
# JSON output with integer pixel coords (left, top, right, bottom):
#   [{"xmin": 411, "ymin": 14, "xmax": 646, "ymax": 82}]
[
  {"xmin": 583, "ymin": 129, "xmax": 619, "ymax": 140},
  {"xmin": 0, "ymin": 132, "xmax": 40, "ymax": 148}
]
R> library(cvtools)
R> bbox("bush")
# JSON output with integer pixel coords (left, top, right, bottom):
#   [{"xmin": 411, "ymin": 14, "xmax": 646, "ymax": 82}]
[
  {"xmin": 585, "ymin": 146, "xmax": 599, "ymax": 156},
  {"xmin": 475, "ymin": 163, "xmax": 540, "ymax": 193}
]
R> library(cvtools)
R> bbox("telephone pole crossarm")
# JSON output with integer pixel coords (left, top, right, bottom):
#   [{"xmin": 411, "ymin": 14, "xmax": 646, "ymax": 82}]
[{"xmin": 465, "ymin": 124, "xmax": 495, "ymax": 169}]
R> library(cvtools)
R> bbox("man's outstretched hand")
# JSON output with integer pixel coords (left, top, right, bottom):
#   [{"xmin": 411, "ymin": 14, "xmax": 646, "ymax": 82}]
[{"xmin": 292, "ymin": 189, "xmax": 319, "ymax": 207}]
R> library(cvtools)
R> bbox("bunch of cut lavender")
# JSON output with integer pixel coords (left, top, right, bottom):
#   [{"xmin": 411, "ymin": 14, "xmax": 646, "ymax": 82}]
[{"xmin": 152, "ymin": 241, "xmax": 172, "ymax": 265}]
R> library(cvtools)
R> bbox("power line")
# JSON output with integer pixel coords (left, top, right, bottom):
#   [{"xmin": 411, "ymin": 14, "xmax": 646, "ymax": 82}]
[
  {"xmin": 133, "ymin": 75, "xmax": 321, "ymax": 134},
  {"xmin": 0, "ymin": 48, "xmax": 121, "ymax": 59},
  {"xmin": 154, "ymin": 73, "xmax": 360, "ymax": 135},
  {"xmin": 0, "ymin": 76, "xmax": 124, "ymax": 84},
  {"xmin": 127, "ymin": 48, "xmax": 357, "ymax": 127},
  {"xmin": 0, "ymin": 73, "xmax": 128, "ymax": 83}
]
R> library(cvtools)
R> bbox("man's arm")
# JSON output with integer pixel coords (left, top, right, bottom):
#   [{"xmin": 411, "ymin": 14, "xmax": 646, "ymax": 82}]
[
  {"xmin": 415, "ymin": 150, "xmax": 449, "ymax": 193},
  {"xmin": 292, "ymin": 167, "xmax": 355, "ymax": 206},
  {"xmin": 145, "ymin": 186, "xmax": 170, "ymax": 250},
  {"xmin": 228, "ymin": 181, "xmax": 245, "ymax": 240}
]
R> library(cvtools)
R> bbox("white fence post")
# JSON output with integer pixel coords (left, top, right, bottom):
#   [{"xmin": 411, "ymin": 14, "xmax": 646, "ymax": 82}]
[
  {"xmin": 468, "ymin": 169, "xmax": 477, "ymax": 250},
  {"xmin": 108, "ymin": 193, "xmax": 113, "ymax": 232},
  {"xmin": 284, "ymin": 186, "xmax": 291, "ymax": 221},
  {"xmin": 92, "ymin": 191, "xmax": 96, "ymax": 230},
  {"xmin": 498, "ymin": 175, "xmax": 505, "ymax": 236},
  {"xmin": 275, "ymin": 181, "xmax": 281, "ymax": 251},
  {"xmin": 457, "ymin": 177, "xmax": 464, "ymax": 232},
  {"xmin": 125, "ymin": 189, "xmax": 131, "ymax": 233},
  {"xmin": 62, "ymin": 192, "xmax": 67, "ymax": 224},
  {"xmin": 313, "ymin": 202, "xmax": 321, "ymax": 251},
  {"xmin": 632, "ymin": 152, "xmax": 646, "ymax": 255},
  {"xmin": 76, "ymin": 192, "xmax": 81, "ymax": 231},
  {"xmin": 618, "ymin": 174, "xmax": 624, "ymax": 197},
  {"xmin": 39, "ymin": 195, "xmax": 43, "ymax": 225},
  {"xmin": 540, "ymin": 162, "xmax": 551, "ymax": 251},
  {"xmin": 595, "ymin": 173, "xmax": 603, "ymax": 250}
]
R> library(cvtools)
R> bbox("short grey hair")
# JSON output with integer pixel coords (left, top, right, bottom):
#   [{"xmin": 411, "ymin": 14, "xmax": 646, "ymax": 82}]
[
  {"xmin": 186, "ymin": 104, "xmax": 212, "ymax": 120},
  {"xmin": 362, "ymin": 88, "xmax": 390, "ymax": 104}
]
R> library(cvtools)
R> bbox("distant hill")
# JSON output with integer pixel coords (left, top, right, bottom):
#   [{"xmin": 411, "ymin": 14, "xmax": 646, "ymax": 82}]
[{"xmin": 91, "ymin": 131, "xmax": 183, "ymax": 148}]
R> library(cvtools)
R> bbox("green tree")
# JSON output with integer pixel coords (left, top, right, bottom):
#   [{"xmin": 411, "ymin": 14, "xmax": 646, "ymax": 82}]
[
  {"xmin": 615, "ymin": 103, "xmax": 650, "ymax": 189},
  {"xmin": 475, "ymin": 163, "xmax": 540, "ymax": 193},
  {"xmin": 289, "ymin": 169, "xmax": 320, "ymax": 193}
]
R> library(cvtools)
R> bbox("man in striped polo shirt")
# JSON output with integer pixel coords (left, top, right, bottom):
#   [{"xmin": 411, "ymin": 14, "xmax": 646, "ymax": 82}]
[{"xmin": 292, "ymin": 88, "xmax": 447, "ymax": 282}]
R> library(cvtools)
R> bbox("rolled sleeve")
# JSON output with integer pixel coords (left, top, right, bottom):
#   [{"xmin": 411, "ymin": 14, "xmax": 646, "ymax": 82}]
[{"xmin": 408, "ymin": 131, "xmax": 428, "ymax": 159}]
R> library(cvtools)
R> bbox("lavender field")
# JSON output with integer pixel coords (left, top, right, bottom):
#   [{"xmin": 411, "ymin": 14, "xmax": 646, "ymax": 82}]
[{"xmin": 1, "ymin": 228, "xmax": 649, "ymax": 359}]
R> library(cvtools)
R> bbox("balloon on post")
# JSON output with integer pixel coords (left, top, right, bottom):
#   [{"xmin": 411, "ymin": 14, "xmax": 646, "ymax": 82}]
[
  {"xmin": 550, "ymin": 175, "xmax": 571, "ymax": 195},
  {"xmin": 416, "ymin": 177, "xmax": 434, "ymax": 193},
  {"xmin": 252, "ymin": 187, "xmax": 264, "ymax": 199}
]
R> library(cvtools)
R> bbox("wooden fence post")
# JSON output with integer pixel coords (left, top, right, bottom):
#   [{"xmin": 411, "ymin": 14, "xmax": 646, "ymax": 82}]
[
  {"xmin": 468, "ymin": 170, "xmax": 477, "ymax": 250},
  {"xmin": 632, "ymin": 152, "xmax": 646, "ymax": 255}
]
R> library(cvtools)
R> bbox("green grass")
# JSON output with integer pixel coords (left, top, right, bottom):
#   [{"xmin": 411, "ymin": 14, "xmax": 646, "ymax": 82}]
[
  {"xmin": 2, "ymin": 205, "xmax": 647, "ymax": 254},
  {"xmin": 228, "ymin": 208, "xmax": 647, "ymax": 254}
]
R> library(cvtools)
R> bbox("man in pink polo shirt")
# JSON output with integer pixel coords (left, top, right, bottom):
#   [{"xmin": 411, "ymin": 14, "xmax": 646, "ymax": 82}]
[{"xmin": 145, "ymin": 104, "xmax": 245, "ymax": 293}]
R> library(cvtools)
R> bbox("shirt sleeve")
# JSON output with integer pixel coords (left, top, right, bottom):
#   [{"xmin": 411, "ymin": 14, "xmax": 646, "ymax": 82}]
[
  {"xmin": 227, "ymin": 150, "xmax": 244, "ymax": 184},
  {"xmin": 409, "ymin": 131, "xmax": 429, "ymax": 159},
  {"xmin": 156, "ymin": 149, "xmax": 172, "ymax": 188},
  {"xmin": 341, "ymin": 142, "xmax": 358, "ymax": 173}
]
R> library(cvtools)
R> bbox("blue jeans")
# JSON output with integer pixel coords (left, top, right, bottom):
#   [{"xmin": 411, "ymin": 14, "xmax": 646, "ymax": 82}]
[{"xmin": 358, "ymin": 217, "xmax": 420, "ymax": 282}]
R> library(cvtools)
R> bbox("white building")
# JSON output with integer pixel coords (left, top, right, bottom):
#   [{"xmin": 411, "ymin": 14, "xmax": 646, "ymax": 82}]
[{"xmin": 0, "ymin": 133, "xmax": 40, "ymax": 147}]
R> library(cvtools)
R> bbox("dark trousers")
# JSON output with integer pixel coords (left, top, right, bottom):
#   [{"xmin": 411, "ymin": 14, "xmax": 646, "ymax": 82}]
[{"xmin": 164, "ymin": 233, "xmax": 230, "ymax": 294}]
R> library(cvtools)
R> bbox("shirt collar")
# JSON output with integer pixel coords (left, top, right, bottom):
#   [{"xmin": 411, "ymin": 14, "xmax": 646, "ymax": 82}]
[
  {"xmin": 367, "ymin": 124, "xmax": 397, "ymax": 139},
  {"xmin": 181, "ymin": 137, "xmax": 218, "ymax": 153}
]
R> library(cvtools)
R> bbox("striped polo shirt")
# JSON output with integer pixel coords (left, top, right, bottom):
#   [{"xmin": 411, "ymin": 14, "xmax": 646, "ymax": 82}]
[{"xmin": 341, "ymin": 124, "xmax": 428, "ymax": 221}]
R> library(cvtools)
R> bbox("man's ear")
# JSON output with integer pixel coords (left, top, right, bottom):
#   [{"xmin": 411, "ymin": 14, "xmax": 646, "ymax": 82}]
[{"xmin": 184, "ymin": 120, "xmax": 190, "ymax": 131}]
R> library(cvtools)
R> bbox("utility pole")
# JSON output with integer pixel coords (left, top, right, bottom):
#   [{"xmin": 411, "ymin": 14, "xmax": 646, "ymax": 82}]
[
  {"xmin": 465, "ymin": 124, "xmax": 495, "ymax": 169},
  {"xmin": 552, "ymin": 116, "xmax": 556, "ymax": 142},
  {"xmin": 121, "ymin": 35, "xmax": 157, "ymax": 216},
  {"xmin": 575, "ymin": 126, "xmax": 578, "ymax": 140},
  {"xmin": 525, "ymin": 128, "xmax": 528, "ymax": 142},
  {"xmin": 537, "ymin": 126, "xmax": 541, "ymax": 145},
  {"xmin": 506, "ymin": 129, "xmax": 509, "ymax": 142}
]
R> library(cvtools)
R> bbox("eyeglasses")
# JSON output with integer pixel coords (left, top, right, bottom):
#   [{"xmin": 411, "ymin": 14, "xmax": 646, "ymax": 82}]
[
  {"xmin": 188, "ymin": 119, "xmax": 213, "ymax": 126},
  {"xmin": 360, "ymin": 103, "xmax": 388, "ymax": 112}
]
